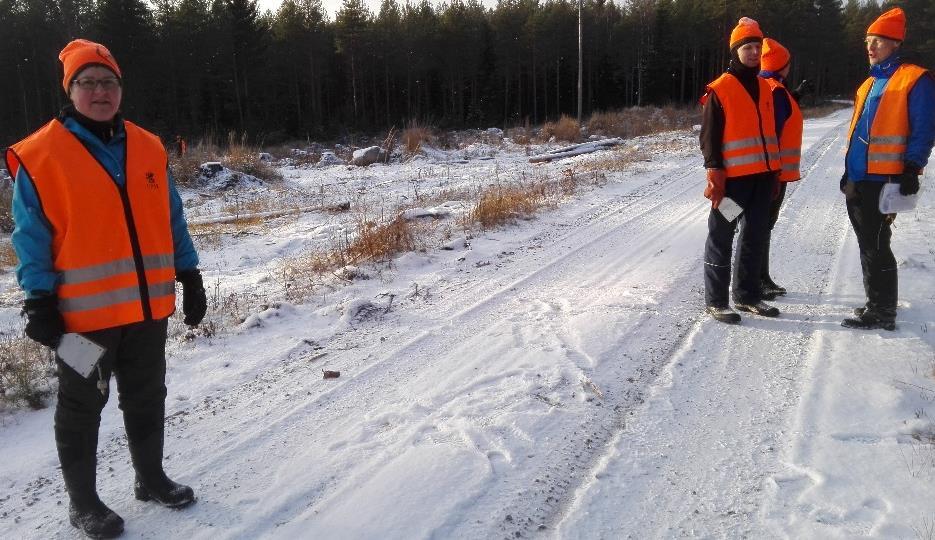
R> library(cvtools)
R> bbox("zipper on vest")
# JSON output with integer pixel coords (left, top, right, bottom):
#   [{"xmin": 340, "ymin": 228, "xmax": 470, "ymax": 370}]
[
  {"xmin": 755, "ymin": 93, "xmax": 773, "ymax": 171},
  {"xmin": 117, "ymin": 179, "xmax": 153, "ymax": 321}
]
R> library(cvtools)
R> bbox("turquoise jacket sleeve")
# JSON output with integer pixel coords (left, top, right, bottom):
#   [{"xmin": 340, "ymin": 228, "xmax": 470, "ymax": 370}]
[
  {"xmin": 11, "ymin": 166, "xmax": 57, "ymax": 297},
  {"xmin": 169, "ymin": 169, "xmax": 199, "ymax": 272}
]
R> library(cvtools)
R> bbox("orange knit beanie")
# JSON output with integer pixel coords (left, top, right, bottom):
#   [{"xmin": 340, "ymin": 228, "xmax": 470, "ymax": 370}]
[
  {"xmin": 59, "ymin": 39, "xmax": 122, "ymax": 92},
  {"xmin": 761, "ymin": 38, "xmax": 791, "ymax": 72},
  {"xmin": 867, "ymin": 7, "xmax": 906, "ymax": 41},
  {"xmin": 729, "ymin": 17, "xmax": 764, "ymax": 50}
]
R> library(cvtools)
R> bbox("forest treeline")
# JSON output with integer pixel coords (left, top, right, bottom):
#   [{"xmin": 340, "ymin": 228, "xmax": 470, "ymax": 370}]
[{"xmin": 2, "ymin": 0, "xmax": 933, "ymax": 145}]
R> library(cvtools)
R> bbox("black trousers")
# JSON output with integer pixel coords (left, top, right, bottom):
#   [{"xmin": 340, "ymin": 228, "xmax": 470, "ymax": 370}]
[
  {"xmin": 55, "ymin": 318, "xmax": 169, "ymax": 434},
  {"xmin": 761, "ymin": 181, "xmax": 788, "ymax": 279},
  {"xmin": 704, "ymin": 172, "xmax": 774, "ymax": 307},
  {"xmin": 844, "ymin": 180, "xmax": 898, "ymax": 310}
]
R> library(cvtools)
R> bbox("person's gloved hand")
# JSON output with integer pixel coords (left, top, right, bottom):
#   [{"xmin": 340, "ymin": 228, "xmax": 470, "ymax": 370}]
[
  {"xmin": 840, "ymin": 172, "xmax": 848, "ymax": 194},
  {"xmin": 176, "ymin": 269, "xmax": 207, "ymax": 326},
  {"xmin": 897, "ymin": 163, "xmax": 921, "ymax": 195},
  {"xmin": 792, "ymin": 79, "xmax": 814, "ymax": 100},
  {"xmin": 704, "ymin": 168, "xmax": 727, "ymax": 209},
  {"xmin": 22, "ymin": 295, "xmax": 65, "ymax": 348}
]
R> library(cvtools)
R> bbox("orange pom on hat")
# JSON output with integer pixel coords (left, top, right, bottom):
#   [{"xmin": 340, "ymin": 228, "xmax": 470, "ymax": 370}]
[
  {"xmin": 729, "ymin": 17, "xmax": 764, "ymax": 50},
  {"xmin": 761, "ymin": 38, "xmax": 791, "ymax": 72},
  {"xmin": 59, "ymin": 39, "xmax": 121, "ymax": 92},
  {"xmin": 867, "ymin": 7, "xmax": 906, "ymax": 41}
]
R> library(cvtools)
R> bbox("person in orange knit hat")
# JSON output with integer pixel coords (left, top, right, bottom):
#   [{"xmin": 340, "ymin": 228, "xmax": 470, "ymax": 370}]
[
  {"xmin": 840, "ymin": 7, "xmax": 935, "ymax": 330},
  {"xmin": 699, "ymin": 17, "xmax": 782, "ymax": 324},
  {"xmin": 6, "ymin": 39, "xmax": 207, "ymax": 538},
  {"xmin": 756, "ymin": 38, "xmax": 809, "ymax": 300}
]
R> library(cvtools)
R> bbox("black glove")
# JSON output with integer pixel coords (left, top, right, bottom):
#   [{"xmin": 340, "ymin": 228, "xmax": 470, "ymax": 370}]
[
  {"xmin": 176, "ymin": 269, "xmax": 207, "ymax": 326},
  {"xmin": 22, "ymin": 295, "xmax": 65, "ymax": 348},
  {"xmin": 840, "ymin": 172, "xmax": 848, "ymax": 194},
  {"xmin": 897, "ymin": 163, "xmax": 921, "ymax": 195},
  {"xmin": 796, "ymin": 79, "xmax": 814, "ymax": 95}
]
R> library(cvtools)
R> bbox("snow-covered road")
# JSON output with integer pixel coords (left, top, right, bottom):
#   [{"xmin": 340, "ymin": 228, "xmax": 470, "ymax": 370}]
[{"xmin": 2, "ymin": 109, "xmax": 934, "ymax": 539}]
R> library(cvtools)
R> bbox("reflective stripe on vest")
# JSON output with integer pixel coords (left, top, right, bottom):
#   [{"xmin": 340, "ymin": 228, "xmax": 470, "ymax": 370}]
[
  {"xmin": 763, "ymin": 77, "xmax": 803, "ymax": 181},
  {"xmin": 848, "ymin": 64, "xmax": 929, "ymax": 175},
  {"xmin": 7, "ymin": 120, "xmax": 176, "ymax": 333},
  {"xmin": 707, "ymin": 73, "xmax": 781, "ymax": 178}
]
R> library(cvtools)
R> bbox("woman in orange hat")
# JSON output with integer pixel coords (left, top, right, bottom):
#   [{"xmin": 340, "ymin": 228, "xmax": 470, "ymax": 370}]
[
  {"xmin": 840, "ymin": 7, "xmax": 935, "ymax": 330},
  {"xmin": 6, "ymin": 40, "xmax": 207, "ymax": 538},
  {"xmin": 756, "ymin": 38, "xmax": 807, "ymax": 299},
  {"xmin": 699, "ymin": 17, "xmax": 782, "ymax": 324}
]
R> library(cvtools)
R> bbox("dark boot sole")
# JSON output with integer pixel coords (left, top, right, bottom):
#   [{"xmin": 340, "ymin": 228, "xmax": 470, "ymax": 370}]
[
  {"xmin": 69, "ymin": 514, "xmax": 124, "ymax": 539},
  {"xmin": 841, "ymin": 318, "xmax": 896, "ymax": 331},
  {"xmin": 134, "ymin": 487, "xmax": 196, "ymax": 509},
  {"xmin": 735, "ymin": 304, "xmax": 780, "ymax": 318}
]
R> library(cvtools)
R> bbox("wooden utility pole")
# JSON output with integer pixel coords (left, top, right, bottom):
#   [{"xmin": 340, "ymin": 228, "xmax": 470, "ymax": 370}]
[{"xmin": 577, "ymin": 0, "xmax": 583, "ymax": 124}]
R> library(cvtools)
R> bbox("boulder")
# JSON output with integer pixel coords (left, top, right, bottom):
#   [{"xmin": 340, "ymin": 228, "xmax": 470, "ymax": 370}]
[
  {"xmin": 200, "ymin": 162, "xmax": 224, "ymax": 178},
  {"xmin": 351, "ymin": 145, "xmax": 383, "ymax": 166},
  {"xmin": 318, "ymin": 151, "xmax": 345, "ymax": 167},
  {"xmin": 258, "ymin": 152, "xmax": 273, "ymax": 163}
]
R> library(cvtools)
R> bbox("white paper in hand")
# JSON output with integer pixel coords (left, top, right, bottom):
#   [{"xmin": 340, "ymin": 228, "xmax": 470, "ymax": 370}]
[
  {"xmin": 717, "ymin": 197, "xmax": 743, "ymax": 222},
  {"xmin": 878, "ymin": 182, "xmax": 918, "ymax": 214},
  {"xmin": 56, "ymin": 333, "xmax": 106, "ymax": 378}
]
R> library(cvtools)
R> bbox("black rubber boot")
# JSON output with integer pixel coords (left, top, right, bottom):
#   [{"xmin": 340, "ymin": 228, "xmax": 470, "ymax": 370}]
[
  {"xmin": 56, "ymin": 428, "xmax": 125, "ymax": 539},
  {"xmin": 706, "ymin": 305, "xmax": 741, "ymax": 324},
  {"xmin": 842, "ymin": 307, "xmax": 896, "ymax": 331},
  {"xmin": 125, "ymin": 409, "xmax": 195, "ymax": 508},
  {"xmin": 760, "ymin": 275, "xmax": 787, "ymax": 300}
]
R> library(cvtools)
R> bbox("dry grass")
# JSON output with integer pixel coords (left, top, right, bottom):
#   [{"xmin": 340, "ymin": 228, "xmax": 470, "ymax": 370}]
[
  {"xmin": 587, "ymin": 106, "xmax": 697, "ymax": 139},
  {"xmin": 347, "ymin": 216, "xmax": 415, "ymax": 262},
  {"xmin": 506, "ymin": 126, "xmax": 533, "ymax": 145},
  {"xmin": 471, "ymin": 183, "xmax": 547, "ymax": 229},
  {"xmin": 0, "ymin": 239, "xmax": 17, "ymax": 267},
  {"xmin": 541, "ymin": 115, "xmax": 581, "ymax": 143},
  {"xmin": 169, "ymin": 132, "xmax": 283, "ymax": 187},
  {"xmin": 0, "ymin": 331, "xmax": 54, "ymax": 410},
  {"xmin": 801, "ymin": 101, "xmax": 851, "ymax": 119},
  {"xmin": 0, "ymin": 184, "xmax": 14, "ymax": 233},
  {"xmin": 578, "ymin": 145, "xmax": 651, "ymax": 173},
  {"xmin": 402, "ymin": 122, "xmax": 434, "ymax": 156}
]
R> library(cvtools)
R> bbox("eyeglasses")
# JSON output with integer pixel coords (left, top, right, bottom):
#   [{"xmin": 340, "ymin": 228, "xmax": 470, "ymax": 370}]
[{"xmin": 71, "ymin": 77, "xmax": 121, "ymax": 92}]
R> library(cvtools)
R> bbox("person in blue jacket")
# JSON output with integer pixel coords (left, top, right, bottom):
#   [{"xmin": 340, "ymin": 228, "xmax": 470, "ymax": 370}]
[
  {"xmin": 7, "ymin": 39, "xmax": 207, "ymax": 538},
  {"xmin": 840, "ymin": 8, "xmax": 935, "ymax": 330}
]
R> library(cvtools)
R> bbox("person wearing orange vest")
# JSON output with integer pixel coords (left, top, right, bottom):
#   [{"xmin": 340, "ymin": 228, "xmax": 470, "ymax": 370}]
[
  {"xmin": 840, "ymin": 8, "xmax": 935, "ymax": 331},
  {"xmin": 700, "ymin": 17, "xmax": 782, "ymax": 324},
  {"xmin": 6, "ymin": 40, "xmax": 206, "ymax": 538},
  {"xmin": 757, "ymin": 38, "xmax": 806, "ymax": 300}
]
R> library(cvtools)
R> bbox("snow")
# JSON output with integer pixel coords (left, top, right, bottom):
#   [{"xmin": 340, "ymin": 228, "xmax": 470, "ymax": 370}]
[{"xmin": 1, "ymin": 109, "xmax": 934, "ymax": 538}]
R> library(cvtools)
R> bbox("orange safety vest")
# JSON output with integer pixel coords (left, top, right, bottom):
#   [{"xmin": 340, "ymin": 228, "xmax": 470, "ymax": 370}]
[
  {"xmin": 706, "ymin": 73, "xmax": 781, "ymax": 178},
  {"xmin": 5, "ymin": 120, "xmax": 176, "ymax": 333},
  {"xmin": 847, "ymin": 63, "xmax": 929, "ymax": 175},
  {"xmin": 763, "ymin": 77, "xmax": 803, "ymax": 182}
]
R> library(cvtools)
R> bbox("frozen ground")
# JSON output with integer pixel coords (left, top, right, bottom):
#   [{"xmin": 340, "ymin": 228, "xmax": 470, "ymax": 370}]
[{"xmin": 1, "ymin": 109, "xmax": 934, "ymax": 539}]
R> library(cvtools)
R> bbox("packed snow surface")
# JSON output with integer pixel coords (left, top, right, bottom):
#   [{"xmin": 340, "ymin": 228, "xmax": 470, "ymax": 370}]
[{"xmin": 1, "ymin": 109, "xmax": 934, "ymax": 538}]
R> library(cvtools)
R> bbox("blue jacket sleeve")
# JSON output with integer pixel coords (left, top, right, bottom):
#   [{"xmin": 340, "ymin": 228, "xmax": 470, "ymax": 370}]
[
  {"xmin": 773, "ymin": 87, "xmax": 792, "ymax": 138},
  {"xmin": 168, "ymin": 169, "xmax": 199, "ymax": 273},
  {"xmin": 11, "ymin": 167, "xmax": 58, "ymax": 297},
  {"xmin": 906, "ymin": 73, "xmax": 935, "ymax": 169}
]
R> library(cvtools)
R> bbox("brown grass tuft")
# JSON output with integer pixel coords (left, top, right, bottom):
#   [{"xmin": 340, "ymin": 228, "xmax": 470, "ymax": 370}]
[
  {"xmin": 0, "ymin": 240, "xmax": 18, "ymax": 267},
  {"xmin": 0, "ymin": 331, "xmax": 54, "ymax": 410},
  {"xmin": 541, "ymin": 115, "xmax": 581, "ymax": 143},
  {"xmin": 587, "ymin": 106, "xmax": 697, "ymax": 139},
  {"xmin": 801, "ymin": 101, "xmax": 851, "ymax": 120},
  {"xmin": 169, "ymin": 132, "xmax": 283, "ymax": 187},
  {"xmin": 402, "ymin": 122, "xmax": 434, "ymax": 156},
  {"xmin": 472, "ymin": 184, "xmax": 546, "ymax": 229},
  {"xmin": 347, "ymin": 216, "xmax": 415, "ymax": 262}
]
